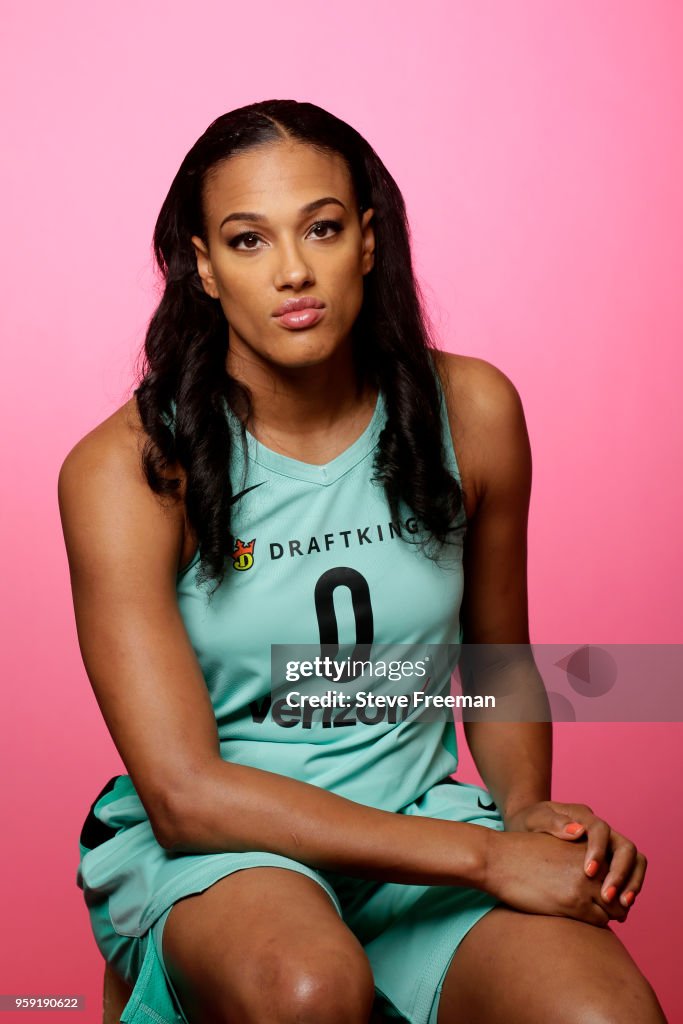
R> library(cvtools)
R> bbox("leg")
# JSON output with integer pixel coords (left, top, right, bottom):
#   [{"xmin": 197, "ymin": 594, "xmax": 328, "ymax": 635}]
[
  {"xmin": 161, "ymin": 866, "xmax": 377, "ymax": 1024},
  {"xmin": 102, "ymin": 962, "xmax": 132, "ymax": 1023},
  {"xmin": 437, "ymin": 906, "xmax": 667, "ymax": 1024}
]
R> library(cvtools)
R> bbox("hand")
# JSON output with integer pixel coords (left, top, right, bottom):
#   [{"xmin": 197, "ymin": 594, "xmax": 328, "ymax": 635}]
[
  {"xmin": 484, "ymin": 829, "xmax": 631, "ymax": 927},
  {"xmin": 503, "ymin": 800, "xmax": 647, "ymax": 910}
]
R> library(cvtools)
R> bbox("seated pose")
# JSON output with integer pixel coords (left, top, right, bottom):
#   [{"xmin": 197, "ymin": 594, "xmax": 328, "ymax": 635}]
[{"xmin": 59, "ymin": 99, "xmax": 667, "ymax": 1024}]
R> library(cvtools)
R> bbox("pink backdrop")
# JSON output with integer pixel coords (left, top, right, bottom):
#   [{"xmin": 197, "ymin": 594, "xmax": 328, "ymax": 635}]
[{"xmin": 2, "ymin": 1, "xmax": 681, "ymax": 1020}]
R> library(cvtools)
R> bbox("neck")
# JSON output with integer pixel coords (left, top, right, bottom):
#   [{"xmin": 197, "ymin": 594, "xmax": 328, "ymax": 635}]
[{"xmin": 225, "ymin": 336, "xmax": 372, "ymax": 437}]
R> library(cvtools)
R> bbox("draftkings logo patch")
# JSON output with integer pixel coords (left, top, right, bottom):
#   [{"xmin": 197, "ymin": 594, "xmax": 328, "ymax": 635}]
[{"xmin": 232, "ymin": 537, "xmax": 256, "ymax": 572}]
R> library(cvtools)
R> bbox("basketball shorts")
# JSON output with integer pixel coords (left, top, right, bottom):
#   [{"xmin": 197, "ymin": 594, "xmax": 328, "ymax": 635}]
[{"xmin": 82, "ymin": 777, "xmax": 505, "ymax": 1024}]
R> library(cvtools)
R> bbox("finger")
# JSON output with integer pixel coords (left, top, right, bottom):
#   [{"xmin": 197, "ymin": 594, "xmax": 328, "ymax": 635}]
[
  {"xmin": 582, "ymin": 818, "xmax": 611, "ymax": 876},
  {"xmin": 592, "ymin": 879, "xmax": 629, "ymax": 923},
  {"xmin": 552, "ymin": 802, "xmax": 594, "ymax": 822},
  {"xmin": 603, "ymin": 900, "xmax": 629, "ymax": 924},
  {"xmin": 599, "ymin": 833, "xmax": 639, "ymax": 903},
  {"xmin": 584, "ymin": 900, "xmax": 611, "ymax": 928},
  {"xmin": 561, "ymin": 820, "xmax": 586, "ymax": 839},
  {"xmin": 536, "ymin": 815, "xmax": 587, "ymax": 839},
  {"xmin": 617, "ymin": 851, "xmax": 648, "ymax": 908},
  {"xmin": 594, "ymin": 896, "xmax": 628, "ymax": 924}
]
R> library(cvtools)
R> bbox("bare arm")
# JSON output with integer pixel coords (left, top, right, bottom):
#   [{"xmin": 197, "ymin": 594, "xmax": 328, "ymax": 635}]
[
  {"xmin": 438, "ymin": 355, "xmax": 552, "ymax": 820},
  {"xmin": 58, "ymin": 400, "xmax": 490, "ymax": 888}
]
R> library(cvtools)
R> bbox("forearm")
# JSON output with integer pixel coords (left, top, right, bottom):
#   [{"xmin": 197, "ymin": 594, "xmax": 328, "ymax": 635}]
[
  {"xmin": 464, "ymin": 719, "xmax": 552, "ymax": 820},
  {"xmin": 165, "ymin": 758, "xmax": 492, "ymax": 890},
  {"xmin": 459, "ymin": 646, "xmax": 552, "ymax": 819}
]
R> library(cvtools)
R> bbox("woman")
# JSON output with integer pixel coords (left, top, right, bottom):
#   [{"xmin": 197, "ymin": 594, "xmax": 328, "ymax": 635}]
[{"xmin": 59, "ymin": 100, "xmax": 666, "ymax": 1024}]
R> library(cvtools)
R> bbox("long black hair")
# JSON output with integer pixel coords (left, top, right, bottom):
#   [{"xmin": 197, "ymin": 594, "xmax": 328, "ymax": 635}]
[{"xmin": 134, "ymin": 99, "xmax": 464, "ymax": 595}]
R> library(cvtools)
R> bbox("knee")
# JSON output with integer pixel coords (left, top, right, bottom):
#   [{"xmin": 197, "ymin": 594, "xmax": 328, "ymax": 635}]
[
  {"xmin": 240, "ymin": 944, "xmax": 376, "ymax": 1024},
  {"xmin": 279, "ymin": 956, "xmax": 375, "ymax": 1024},
  {"xmin": 566, "ymin": 978, "xmax": 666, "ymax": 1024}
]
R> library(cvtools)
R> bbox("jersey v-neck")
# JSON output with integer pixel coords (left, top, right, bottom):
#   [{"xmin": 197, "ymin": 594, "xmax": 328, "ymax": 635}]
[{"xmin": 227, "ymin": 390, "xmax": 386, "ymax": 486}]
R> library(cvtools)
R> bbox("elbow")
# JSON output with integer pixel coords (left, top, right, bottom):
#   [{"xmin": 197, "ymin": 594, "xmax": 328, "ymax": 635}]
[
  {"xmin": 151, "ymin": 814, "xmax": 182, "ymax": 852},
  {"xmin": 148, "ymin": 783, "xmax": 201, "ymax": 851},
  {"xmin": 151, "ymin": 758, "xmax": 234, "ymax": 852}
]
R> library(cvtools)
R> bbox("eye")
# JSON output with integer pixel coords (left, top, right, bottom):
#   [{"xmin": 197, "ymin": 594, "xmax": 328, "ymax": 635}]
[
  {"xmin": 228, "ymin": 231, "xmax": 262, "ymax": 251},
  {"xmin": 308, "ymin": 219, "xmax": 343, "ymax": 239}
]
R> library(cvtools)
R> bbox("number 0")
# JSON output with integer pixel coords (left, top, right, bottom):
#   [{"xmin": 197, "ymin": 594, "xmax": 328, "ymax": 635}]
[{"xmin": 314, "ymin": 567, "xmax": 374, "ymax": 680}]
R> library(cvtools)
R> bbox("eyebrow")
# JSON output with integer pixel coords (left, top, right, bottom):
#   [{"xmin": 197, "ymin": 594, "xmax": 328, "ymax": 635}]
[{"xmin": 219, "ymin": 196, "xmax": 347, "ymax": 230}]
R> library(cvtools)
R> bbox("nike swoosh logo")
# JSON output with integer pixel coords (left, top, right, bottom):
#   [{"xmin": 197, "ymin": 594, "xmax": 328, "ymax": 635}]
[
  {"xmin": 230, "ymin": 482, "xmax": 265, "ymax": 505},
  {"xmin": 177, "ymin": 483, "xmax": 266, "ymax": 576},
  {"xmin": 477, "ymin": 796, "xmax": 497, "ymax": 811}
]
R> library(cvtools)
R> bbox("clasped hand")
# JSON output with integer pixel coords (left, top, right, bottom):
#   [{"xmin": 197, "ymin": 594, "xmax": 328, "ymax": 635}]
[{"xmin": 503, "ymin": 800, "xmax": 647, "ymax": 918}]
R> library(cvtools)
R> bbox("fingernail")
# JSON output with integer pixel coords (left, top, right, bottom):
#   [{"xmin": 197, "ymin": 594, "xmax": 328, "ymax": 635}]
[
  {"xmin": 565, "ymin": 822, "xmax": 584, "ymax": 835},
  {"xmin": 621, "ymin": 891, "xmax": 635, "ymax": 907},
  {"xmin": 586, "ymin": 859, "xmax": 599, "ymax": 876},
  {"xmin": 603, "ymin": 885, "xmax": 617, "ymax": 902}
]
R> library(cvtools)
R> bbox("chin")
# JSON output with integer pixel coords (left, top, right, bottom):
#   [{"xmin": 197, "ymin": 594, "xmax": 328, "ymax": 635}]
[
  {"xmin": 231, "ymin": 325, "xmax": 350, "ymax": 371},
  {"xmin": 270, "ymin": 338, "xmax": 344, "ymax": 367},
  {"xmin": 274, "ymin": 350, "xmax": 336, "ymax": 370}
]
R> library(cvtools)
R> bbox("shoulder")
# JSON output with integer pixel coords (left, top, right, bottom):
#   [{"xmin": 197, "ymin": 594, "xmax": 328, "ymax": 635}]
[
  {"xmin": 58, "ymin": 396, "xmax": 149, "ymax": 496},
  {"xmin": 59, "ymin": 396, "xmax": 188, "ymax": 491},
  {"xmin": 58, "ymin": 397, "xmax": 186, "ymax": 564},
  {"xmin": 60, "ymin": 397, "xmax": 144, "ymax": 473},
  {"xmin": 431, "ymin": 350, "xmax": 525, "ymax": 421},
  {"xmin": 430, "ymin": 350, "xmax": 531, "ymax": 513}
]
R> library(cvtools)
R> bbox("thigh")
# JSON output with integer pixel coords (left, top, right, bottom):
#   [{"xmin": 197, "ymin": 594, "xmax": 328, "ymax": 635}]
[
  {"xmin": 437, "ymin": 906, "xmax": 667, "ymax": 1024},
  {"xmin": 161, "ymin": 866, "xmax": 377, "ymax": 1024}
]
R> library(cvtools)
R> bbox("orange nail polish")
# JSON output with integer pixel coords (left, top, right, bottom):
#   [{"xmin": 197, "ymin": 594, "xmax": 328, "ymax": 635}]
[
  {"xmin": 565, "ymin": 823, "xmax": 584, "ymax": 835},
  {"xmin": 586, "ymin": 859, "xmax": 599, "ymax": 876},
  {"xmin": 622, "ymin": 891, "xmax": 635, "ymax": 907},
  {"xmin": 604, "ymin": 885, "xmax": 617, "ymax": 901}
]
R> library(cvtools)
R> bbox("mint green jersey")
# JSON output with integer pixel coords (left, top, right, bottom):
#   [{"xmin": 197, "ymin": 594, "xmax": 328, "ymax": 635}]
[
  {"xmin": 174, "ymin": 372, "xmax": 467, "ymax": 813},
  {"xmin": 77, "ymin": 364, "xmax": 473, "ymax": 947}
]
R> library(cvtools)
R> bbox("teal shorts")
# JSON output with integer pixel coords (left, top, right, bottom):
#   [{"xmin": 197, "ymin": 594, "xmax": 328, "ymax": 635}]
[{"xmin": 81, "ymin": 777, "xmax": 504, "ymax": 1024}]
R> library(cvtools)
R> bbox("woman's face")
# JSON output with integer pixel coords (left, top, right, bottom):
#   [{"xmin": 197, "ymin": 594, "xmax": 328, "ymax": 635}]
[{"xmin": 192, "ymin": 141, "xmax": 375, "ymax": 373}]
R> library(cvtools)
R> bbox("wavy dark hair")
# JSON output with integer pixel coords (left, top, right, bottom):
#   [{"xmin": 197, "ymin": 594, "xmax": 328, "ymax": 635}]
[{"xmin": 134, "ymin": 99, "xmax": 464, "ymax": 596}]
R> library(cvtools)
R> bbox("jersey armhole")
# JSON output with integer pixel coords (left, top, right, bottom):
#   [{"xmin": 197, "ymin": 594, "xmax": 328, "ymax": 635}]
[{"xmin": 429, "ymin": 352, "xmax": 468, "ymax": 532}]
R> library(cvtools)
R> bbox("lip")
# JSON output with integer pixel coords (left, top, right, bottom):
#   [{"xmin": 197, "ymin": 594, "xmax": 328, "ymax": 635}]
[
  {"xmin": 275, "ymin": 307, "xmax": 326, "ymax": 330},
  {"xmin": 272, "ymin": 296, "xmax": 325, "ymax": 317}
]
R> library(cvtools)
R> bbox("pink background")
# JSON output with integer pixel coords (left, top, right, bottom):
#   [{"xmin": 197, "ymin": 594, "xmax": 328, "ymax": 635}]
[{"xmin": 2, "ymin": 2, "xmax": 681, "ymax": 1020}]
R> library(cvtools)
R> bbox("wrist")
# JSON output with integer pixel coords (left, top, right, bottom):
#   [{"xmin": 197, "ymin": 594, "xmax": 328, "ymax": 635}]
[
  {"xmin": 479, "ymin": 826, "xmax": 501, "ymax": 894},
  {"xmin": 502, "ymin": 793, "xmax": 549, "ymax": 823}
]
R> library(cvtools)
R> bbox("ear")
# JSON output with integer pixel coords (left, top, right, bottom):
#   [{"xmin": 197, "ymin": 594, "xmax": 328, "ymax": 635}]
[
  {"xmin": 360, "ymin": 208, "xmax": 375, "ymax": 276},
  {"xmin": 191, "ymin": 235, "xmax": 220, "ymax": 299}
]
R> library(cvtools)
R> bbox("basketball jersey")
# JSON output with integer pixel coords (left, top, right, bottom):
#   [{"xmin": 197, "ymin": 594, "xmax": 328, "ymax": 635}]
[
  {"xmin": 76, "ymin": 361, "xmax": 473, "ymax": 949},
  {"xmin": 170, "ymin": 368, "xmax": 468, "ymax": 814}
]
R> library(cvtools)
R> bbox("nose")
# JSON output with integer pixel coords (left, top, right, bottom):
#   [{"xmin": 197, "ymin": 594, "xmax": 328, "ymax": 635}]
[{"xmin": 272, "ymin": 236, "xmax": 315, "ymax": 290}]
